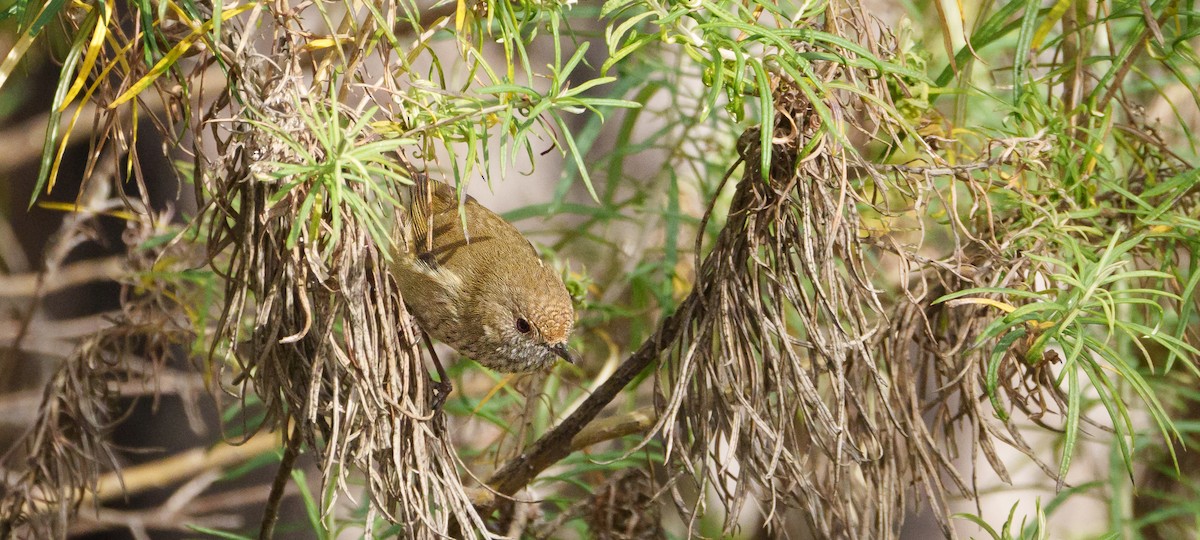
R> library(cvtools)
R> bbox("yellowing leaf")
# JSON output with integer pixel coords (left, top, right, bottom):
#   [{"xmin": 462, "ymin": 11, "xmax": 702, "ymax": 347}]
[
  {"xmin": 60, "ymin": 0, "xmax": 114, "ymax": 111},
  {"xmin": 472, "ymin": 374, "xmax": 516, "ymax": 415},
  {"xmin": 1032, "ymin": 0, "xmax": 1072, "ymax": 51},
  {"xmin": 301, "ymin": 38, "xmax": 343, "ymax": 51},
  {"xmin": 948, "ymin": 297, "xmax": 1054, "ymax": 330},
  {"xmin": 37, "ymin": 201, "xmax": 136, "ymax": 221},
  {"xmin": 110, "ymin": 3, "xmax": 255, "ymax": 108},
  {"xmin": 946, "ymin": 297, "xmax": 1018, "ymax": 313}
]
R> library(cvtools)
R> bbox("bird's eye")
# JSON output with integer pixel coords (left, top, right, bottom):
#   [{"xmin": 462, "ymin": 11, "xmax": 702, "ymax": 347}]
[{"xmin": 515, "ymin": 317, "xmax": 532, "ymax": 334}]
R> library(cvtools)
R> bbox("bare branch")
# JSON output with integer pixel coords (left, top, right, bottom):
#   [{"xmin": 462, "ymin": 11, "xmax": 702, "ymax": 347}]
[
  {"xmin": 483, "ymin": 300, "xmax": 692, "ymax": 501},
  {"xmin": 0, "ymin": 257, "xmax": 126, "ymax": 299}
]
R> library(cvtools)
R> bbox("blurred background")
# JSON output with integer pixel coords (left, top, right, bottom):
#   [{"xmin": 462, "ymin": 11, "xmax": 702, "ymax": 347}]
[{"xmin": 2, "ymin": 0, "xmax": 1199, "ymax": 538}]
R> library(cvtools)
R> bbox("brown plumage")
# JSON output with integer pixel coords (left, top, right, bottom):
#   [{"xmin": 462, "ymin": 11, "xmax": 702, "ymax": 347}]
[{"xmin": 390, "ymin": 174, "xmax": 575, "ymax": 372}]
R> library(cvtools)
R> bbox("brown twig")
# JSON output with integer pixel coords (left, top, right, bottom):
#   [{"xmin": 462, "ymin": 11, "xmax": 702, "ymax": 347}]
[
  {"xmin": 481, "ymin": 284, "xmax": 696, "ymax": 504},
  {"xmin": 86, "ymin": 431, "xmax": 279, "ymax": 506},
  {"xmin": 0, "ymin": 257, "xmax": 126, "ymax": 298},
  {"xmin": 467, "ymin": 407, "xmax": 658, "ymax": 509},
  {"xmin": 1094, "ymin": 3, "xmax": 1174, "ymax": 114},
  {"xmin": 10, "ymin": 430, "xmax": 279, "ymax": 523},
  {"xmin": 258, "ymin": 426, "xmax": 302, "ymax": 540},
  {"xmin": 568, "ymin": 406, "xmax": 657, "ymax": 451}
]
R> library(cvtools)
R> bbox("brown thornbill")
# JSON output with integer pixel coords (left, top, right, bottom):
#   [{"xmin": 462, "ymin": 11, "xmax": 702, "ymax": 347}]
[{"xmin": 391, "ymin": 174, "xmax": 576, "ymax": 373}]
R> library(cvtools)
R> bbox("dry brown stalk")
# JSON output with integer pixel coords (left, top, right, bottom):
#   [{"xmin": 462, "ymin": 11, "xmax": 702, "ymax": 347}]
[{"xmin": 84, "ymin": 431, "xmax": 279, "ymax": 507}]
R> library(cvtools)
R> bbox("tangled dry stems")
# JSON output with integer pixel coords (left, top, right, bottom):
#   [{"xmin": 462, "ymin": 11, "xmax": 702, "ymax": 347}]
[
  {"xmin": 198, "ymin": 68, "xmax": 486, "ymax": 536},
  {"xmin": 6, "ymin": 1, "xmax": 1191, "ymax": 539}
]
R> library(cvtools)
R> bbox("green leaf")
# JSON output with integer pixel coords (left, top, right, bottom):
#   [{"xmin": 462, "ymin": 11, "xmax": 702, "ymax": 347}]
[
  {"xmin": 186, "ymin": 525, "xmax": 255, "ymax": 540},
  {"xmin": 986, "ymin": 328, "xmax": 1028, "ymax": 422}
]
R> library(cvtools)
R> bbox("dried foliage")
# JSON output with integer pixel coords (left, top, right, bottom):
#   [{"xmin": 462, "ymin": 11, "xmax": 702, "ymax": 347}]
[
  {"xmin": 637, "ymin": 18, "xmax": 905, "ymax": 536},
  {"xmin": 654, "ymin": 112, "xmax": 890, "ymax": 536},
  {"xmin": 2, "ymin": 0, "xmax": 1199, "ymax": 538},
  {"xmin": 195, "ymin": 62, "xmax": 487, "ymax": 536},
  {"xmin": 584, "ymin": 468, "xmax": 665, "ymax": 540},
  {"xmin": 1, "ymin": 200, "xmax": 201, "ymax": 535}
]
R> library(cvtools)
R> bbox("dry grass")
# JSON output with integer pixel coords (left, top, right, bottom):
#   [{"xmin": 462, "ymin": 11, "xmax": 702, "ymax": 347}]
[
  {"xmin": 1, "ymin": 0, "xmax": 1197, "ymax": 538},
  {"xmin": 194, "ymin": 60, "xmax": 486, "ymax": 536}
]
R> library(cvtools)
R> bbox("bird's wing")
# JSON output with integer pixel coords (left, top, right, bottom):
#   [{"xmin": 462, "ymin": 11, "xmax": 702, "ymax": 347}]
[
  {"xmin": 410, "ymin": 174, "xmax": 478, "ymax": 268},
  {"xmin": 411, "ymin": 175, "xmax": 467, "ymax": 249},
  {"xmin": 409, "ymin": 173, "xmax": 436, "ymax": 256}
]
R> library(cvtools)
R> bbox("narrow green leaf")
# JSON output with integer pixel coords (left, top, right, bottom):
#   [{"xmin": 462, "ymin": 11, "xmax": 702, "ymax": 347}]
[
  {"xmin": 1058, "ymin": 353, "xmax": 1081, "ymax": 491},
  {"xmin": 1012, "ymin": 0, "xmax": 1040, "ymax": 104},
  {"xmin": 751, "ymin": 58, "xmax": 773, "ymax": 180},
  {"xmin": 987, "ymin": 328, "xmax": 1028, "ymax": 421}
]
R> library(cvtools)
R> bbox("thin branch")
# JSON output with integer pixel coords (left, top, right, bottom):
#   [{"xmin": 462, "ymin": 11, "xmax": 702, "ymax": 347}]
[
  {"xmin": 258, "ymin": 425, "xmax": 302, "ymax": 540},
  {"xmin": 9, "ymin": 429, "xmax": 279, "ymax": 526},
  {"xmin": 568, "ymin": 406, "xmax": 657, "ymax": 450},
  {"xmin": 84, "ymin": 431, "xmax": 279, "ymax": 506},
  {"xmin": 482, "ymin": 298, "xmax": 693, "ymax": 503},
  {"xmin": 468, "ymin": 407, "xmax": 658, "ymax": 509},
  {"xmin": 0, "ymin": 257, "xmax": 126, "ymax": 298},
  {"xmin": 1095, "ymin": 3, "xmax": 1167, "ymax": 114},
  {"xmin": 0, "ymin": 313, "xmax": 116, "ymax": 341}
]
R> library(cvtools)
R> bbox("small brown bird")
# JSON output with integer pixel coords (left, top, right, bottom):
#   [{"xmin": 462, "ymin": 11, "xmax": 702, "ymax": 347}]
[{"xmin": 390, "ymin": 174, "xmax": 576, "ymax": 373}]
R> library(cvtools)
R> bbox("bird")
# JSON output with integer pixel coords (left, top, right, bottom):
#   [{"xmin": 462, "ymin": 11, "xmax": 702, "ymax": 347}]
[{"xmin": 390, "ymin": 173, "xmax": 576, "ymax": 375}]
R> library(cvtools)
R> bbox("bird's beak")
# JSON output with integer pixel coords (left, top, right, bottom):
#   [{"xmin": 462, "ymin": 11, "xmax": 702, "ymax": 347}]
[{"xmin": 549, "ymin": 342, "xmax": 577, "ymax": 364}]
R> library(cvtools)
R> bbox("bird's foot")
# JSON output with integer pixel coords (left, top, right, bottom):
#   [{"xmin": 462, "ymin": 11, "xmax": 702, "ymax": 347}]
[{"xmin": 431, "ymin": 378, "xmax": 453, "ymax": 412}]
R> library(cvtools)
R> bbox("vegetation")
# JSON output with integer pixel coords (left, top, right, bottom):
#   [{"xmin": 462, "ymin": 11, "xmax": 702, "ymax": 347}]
[{"xmin": 0, "ymin": 0, "xmax": 1197, "ymax": 538}]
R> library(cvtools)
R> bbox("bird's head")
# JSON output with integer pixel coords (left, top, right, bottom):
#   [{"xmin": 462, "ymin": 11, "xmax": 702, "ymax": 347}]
[{"xmin": 463, "ymin": 263, "xmax": 576, "ymax": 372}]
